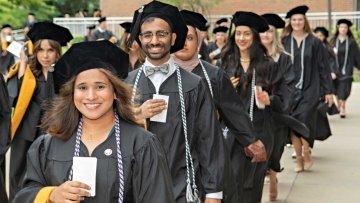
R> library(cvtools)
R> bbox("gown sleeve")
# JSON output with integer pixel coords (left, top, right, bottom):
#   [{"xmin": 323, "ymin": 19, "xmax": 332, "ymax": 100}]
[
  {"xmin": 216, "ymin": 68, "xmax": 256, "ymax": 147},
  {"xmin": 194, "ymin": 79, "xmax": 225, "ymax": 195},
  {"xmin": 12, "ymin": 135, "xmax": 52, "ymax": 203},
  {"xmin": 350, "ymin": 39, "xmax": 360, "ymax": 70},
  {"xmin": 132, "ymin": 135, "xmax": 175, "ymax": 203},
  {"xmin": 315, "ymin": 39, "xmax": 333, "ymax": 95},
  {"xmin": 0, "ymin": 76, "xmax": 10, "ymax": 156}
]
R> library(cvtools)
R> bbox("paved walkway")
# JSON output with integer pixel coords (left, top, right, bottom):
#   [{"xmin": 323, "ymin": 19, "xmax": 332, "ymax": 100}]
[{"xmin": 262, "ymin": 83, "xmax": 360, "ymax": 203}]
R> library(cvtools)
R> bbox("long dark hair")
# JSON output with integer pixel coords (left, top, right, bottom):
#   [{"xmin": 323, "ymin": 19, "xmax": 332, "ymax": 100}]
[
  {"xmin": 221, "ymin": 27, "xmax": 272, "ymax": 94},
  {"xmin": 329, "ymin": 25, "xmax": 354, "ymax": 47},
  {"xmin": 41, "ymin": 68, "xmax": 138, "ymax": 140},
  {"xmin": 29, "ymin": 39, "xmax": 62, "ymax": 77}
]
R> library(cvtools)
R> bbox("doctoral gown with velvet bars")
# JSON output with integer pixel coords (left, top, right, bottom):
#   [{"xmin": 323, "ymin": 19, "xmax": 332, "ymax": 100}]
[
  {"xmin": 192, "ymin": 60, "xmax": 258, "ymax": 203},
  {"xmin": 221, "ymin": 54, "xmax": 287, "ymax": 203},
  {"xmin": 12, "ymin": 120, "xmax": 175, "ymax": 203},
  {"xmin": 282, "ymin": 34, "xmax": 332, "ymax": 147},
  {"xmin": 0, "ymin": 75, "xmax": 10, "ymax": 203},
  {"xmin": 333, "ymin": 37, "xmax": 360, "ymax": 100},
  {"xmin": 125, "ymin": 67, "xmax": 225, "ymax": 202}
]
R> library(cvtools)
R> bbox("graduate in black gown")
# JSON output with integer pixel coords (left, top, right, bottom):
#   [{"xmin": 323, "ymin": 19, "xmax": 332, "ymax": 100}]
[
  {"xmin": 92, "ymin": 17, "xmax": 118, "ymax": 44},
  {"xmin": 6, "ymin": 22, "xmax": 73, "ymax": 200},
  {"xmin": 220, "ymin": 11, "xmax": 286, "ymax": 203},
  {"xmin": 125, "ymin": 1, "xmax": 226, "ymax": 202},
  {"xmin": 208, "ymin": 26, "xmax": 228, "ymax": 65},
  {"xmin": 173, "ymin": 10, "xmax": 267, "ymax": 203},
  {"xmin": 314, "ymin": 27, "xmax": 338, "ymax": 141},
  {"xmin": 84, "ymin": 25, "xmax": 96, "ymax": 42},
  {"xmin": 281, "ymin": 5, "xmax": 333, "ymax": 172},
  {"xmin": 329, "ymin": 19, "xmax": 360, "ymax": 118},
  {"xmin": 0, "ymin": 75, "xmax": 11, "ymax": 203},
  {"xmin": 261, "ymin": 13, "xmax": 296, "ymax": 201},
  {"xmin": 13, "ymin": 40, "xmax": 174, "ymax": 203},
  {"xmin": 0, "ymin": 24, "xmax": 16, "ymax": 77}
]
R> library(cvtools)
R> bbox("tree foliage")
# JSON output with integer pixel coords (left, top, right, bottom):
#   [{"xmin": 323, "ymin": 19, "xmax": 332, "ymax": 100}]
[{"xmin": 0, "ymin": 0, "xmax": 99, "ymax": 29}]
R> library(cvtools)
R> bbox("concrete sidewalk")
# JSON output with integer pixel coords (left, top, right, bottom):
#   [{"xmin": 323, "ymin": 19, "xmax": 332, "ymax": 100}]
[{"xmin": 262, "ymin": 83, "xmax": 360, "ymax": 203}]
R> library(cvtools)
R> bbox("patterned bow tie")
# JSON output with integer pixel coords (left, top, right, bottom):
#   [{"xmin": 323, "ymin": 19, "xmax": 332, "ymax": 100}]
[{"xmin": 144, "ymin": 64, "xmax": 169, "ymax": 76}]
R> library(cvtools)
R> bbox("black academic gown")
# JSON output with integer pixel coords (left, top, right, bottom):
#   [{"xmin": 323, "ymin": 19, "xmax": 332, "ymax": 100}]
[
  {"xmin": 192, "ymin": 60, "xmax": 258, "ymax": 203},
  {"xmin": 333, "ymin": 37, "xmax": 360, "ymax": 100},
  {"xmin": 221, "ymin": 54, "xmax": 286, "ymax": 202},
  {"xmin": 0, "ymin": 46, "xmax": 15, "ymax": 76},
  {"xmin": 282, "ymin": 34, "xmax": 332, "ymax": 147},
  {"xmin": 199, "ymin": 41, "xmax": 211, "ymax": 63},
  {"xmin": 9, "ymin": 72, "xmax": 55, "ymax": 200},
  {"xmin": 12, "ymin": 120, "xmax": 175, "ymax": 203},
  {"xmin": 267, "ymin": 53, "xmax": 295, "ymax": 172},
  {"xmin": 0, "ymin": 75, "xmax": 10, "ymax": 203},
  {"xmin": 208, "ymin": 42, "xmax": 221, "ymax": 61},
  {"xmin": 126, "ymin": 67, "xmax": 225, "ymax": 202}
]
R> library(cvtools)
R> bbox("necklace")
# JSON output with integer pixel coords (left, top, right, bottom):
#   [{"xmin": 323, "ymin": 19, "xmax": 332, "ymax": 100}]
[{"xmin": 240, "ymin": 58, "xmax": 250, "ymax": 63}]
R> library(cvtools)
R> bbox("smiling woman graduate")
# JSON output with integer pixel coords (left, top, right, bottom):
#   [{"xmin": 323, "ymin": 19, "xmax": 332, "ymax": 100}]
[{"xmin": 12, "ymin": 40, "xmax": 175, "ymax": 203}]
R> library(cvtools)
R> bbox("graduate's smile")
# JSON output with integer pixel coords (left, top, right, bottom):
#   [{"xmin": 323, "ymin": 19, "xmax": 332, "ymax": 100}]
[{"xmin": 74, "ymin": 69, "xmax": 115, "ymax": 120}]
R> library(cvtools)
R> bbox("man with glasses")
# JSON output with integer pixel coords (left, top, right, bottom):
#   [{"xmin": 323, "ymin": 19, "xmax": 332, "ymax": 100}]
[{"xmin": 125, "ymin": 1, "xmax": 226, "ymax": 203}]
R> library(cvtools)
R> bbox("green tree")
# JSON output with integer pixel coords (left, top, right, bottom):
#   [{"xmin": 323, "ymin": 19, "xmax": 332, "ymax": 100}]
[{"xmin": 0, "ymin": 0, "xmax": 57, "ymax": 29}]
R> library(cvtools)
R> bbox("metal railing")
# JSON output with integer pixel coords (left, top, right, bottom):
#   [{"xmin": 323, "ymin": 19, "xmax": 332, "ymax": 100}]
[{"xmin": 12, "ymin": 11, "xmax": 360, "ymax": 41}]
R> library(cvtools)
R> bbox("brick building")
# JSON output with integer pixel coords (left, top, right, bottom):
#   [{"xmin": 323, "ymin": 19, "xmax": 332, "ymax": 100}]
[{"xmin": 101, "ymin": 0, "xmax": 359, "ymax": 17}]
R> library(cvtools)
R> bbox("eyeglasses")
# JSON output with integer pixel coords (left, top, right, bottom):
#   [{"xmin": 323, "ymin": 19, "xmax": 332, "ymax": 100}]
[{"xmin": 139, "ymin": 30, "xmax": 171, "ymax": 42}]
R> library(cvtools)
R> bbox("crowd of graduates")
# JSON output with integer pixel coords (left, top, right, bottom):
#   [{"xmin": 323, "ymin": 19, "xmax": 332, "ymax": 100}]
[{"xmin": 1, "ymin": 1, "xmax": 360, "ymax": 203}]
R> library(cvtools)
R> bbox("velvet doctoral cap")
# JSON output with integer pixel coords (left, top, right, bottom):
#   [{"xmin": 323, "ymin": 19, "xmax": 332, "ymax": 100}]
[
  {"xmin": 314, "ymin": 27, "xmax": 329, "ymax": 38},
  {"xmin": 128, "ymin": 0, "xmax": 188, "ymax": 53},
  {"xmin": 212, "ymin": 26, "xmax": 228, "ymax": 34},
  {"xmin": 285, "ymin": 5, "xmax": 309, "ymax": 19},
  {"xmin": 261, "ymin": 13, "xmax": 285, "ymax": 29},
  {"xmin": 27, "ymin": 21, "xmax": 73, "ymax": 46},
  {"xmin": 232, "ymin": 11, "xmax": 269, "ymax": 33},
  {"xmin": 53, "ymin": 40, "xmax": 129, "ymax": 93},
  {"xmin": 180, "ymin": 10, "xmax": 208, "ymax": 31},
  {"xmin": 337, "ymin": 19, "xmax": 353, "ymax": 27},
  {"xmin": 120, "ymin": 22, "xmax": 132, "ymax": 33}
]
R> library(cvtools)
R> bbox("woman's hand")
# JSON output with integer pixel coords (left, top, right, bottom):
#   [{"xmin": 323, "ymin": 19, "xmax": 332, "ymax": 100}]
[
  {"xmin": 230, "ymin": 77, "xmax": 240, "ymax": 88},
  {"xmin": 256, "ymin": 91, "xmax": 271, "ymax": 106},
  {"xmin": 325, "ymin": 94, "xmax": 334, "ymax": 107},
  {"xmin": 331, "ymin": 72, "xmax": 337, "ymax": 80},
  {"xmin": 49, "ymin": 181, "xmax": 91, "ymax": 203}
]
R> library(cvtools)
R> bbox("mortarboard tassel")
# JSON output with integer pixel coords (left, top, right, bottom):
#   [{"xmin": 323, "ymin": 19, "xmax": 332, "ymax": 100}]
[{"xmin": 127, "ymin": 5, "xmax": 144, "ymax": 49}]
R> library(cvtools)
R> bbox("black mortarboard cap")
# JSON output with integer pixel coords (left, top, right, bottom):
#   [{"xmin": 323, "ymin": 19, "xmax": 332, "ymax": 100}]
[
  {"xmin": 128, "ymin": 0, "xmax": 188, "ymax": 53},
  {"xmin": 212, "ymin": 26, "xmax": 228, "ymax": 34},
  {"xmin": 232, "ymin": 11, "xmax": 269, "ymax": 33},
  {"xmin": 261, "ymin": 13, "xmax": 285, "ymax": 29},
  {"xmin": 28, "ymin": 12, "xmax": 35, "ymax": 16},
  {"xmin": 1, "ymin": 24, "xmax": 12, "ymax": 29},
  {"xmin": 337, "ymin": 19, "xmax": 353, "ymax": 27},
  {"xmin": 87, "ymin": 25, "xmax": 96, "ymax": 30},
  {"xmin": 180, "ymin": 10, "xmax": 208, "ymax": 31},
  {"xmin": 27, "ymin": 21, "xmax": 73, "ymax": 46},
  {"xmin": 98, "ymin": 17, "xmax": 106, "ymax": 23},
  {"xmin": 216, "ymin": 18, "xmax": 228, "ymax": 25},
  {"xmin": 314, "ymin": 27, "xmax": 329, "ymax": 38},
  {"xmin": 53, "ymin": 40, "xmax": 129, "ymax": 93},
  {"xmin": 120, "ymin": 22, "xmax": 132, "ymax": 33},
  {"xmin": 285, "ymin": 5, "xmax": 309, "ymax": 19}
]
